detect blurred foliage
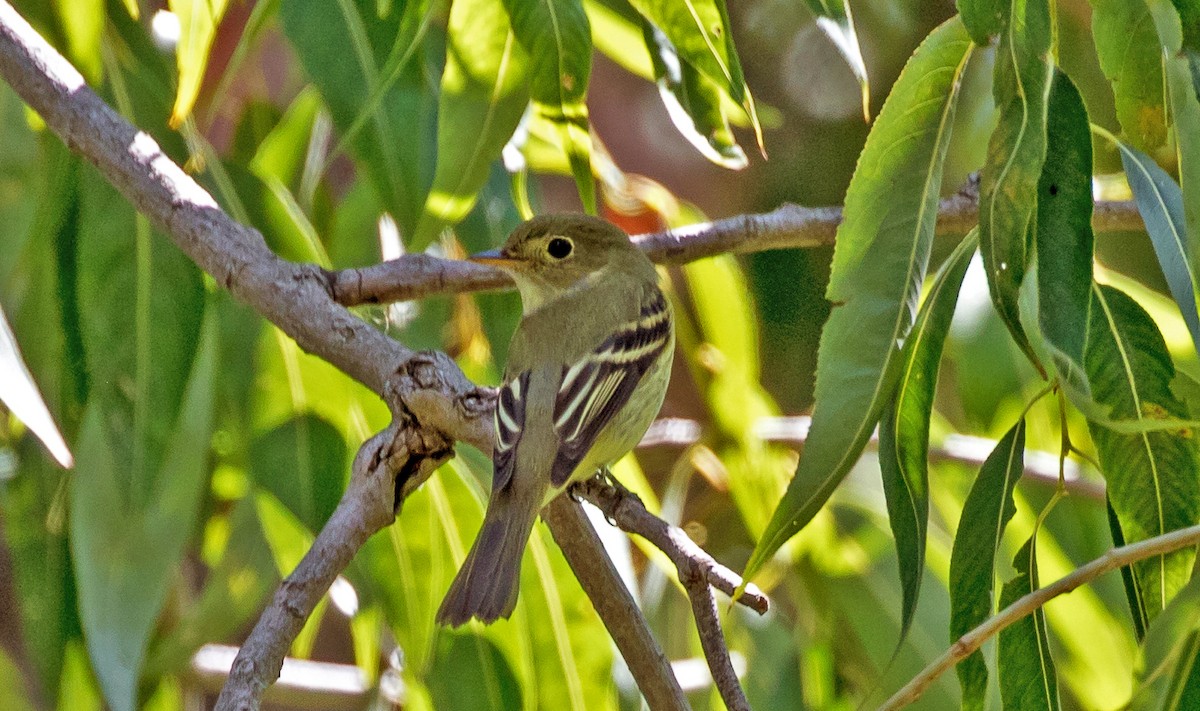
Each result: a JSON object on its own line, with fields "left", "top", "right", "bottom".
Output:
{"left": 2, "top": 0, "right": 1200, "bottom": 710}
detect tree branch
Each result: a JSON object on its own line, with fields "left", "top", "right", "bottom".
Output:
{"left": 878, "top": 523, "right": 1200, "bottom": 710}
{"left": 327, "top": 188, "right": 1145, "bottom": 307}
{"left": 573, "top": 474, "right": 763, "bottom": 709}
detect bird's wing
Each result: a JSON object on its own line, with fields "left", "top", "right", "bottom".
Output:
{"left": 492, "top": 370, "right": 530, "bottom": 492}
{"left": 548, "top": 288, "right": 671, "bottom": 486}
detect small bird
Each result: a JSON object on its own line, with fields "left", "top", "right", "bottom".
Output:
{"left": 437, "top": 214, "right": 674, "bottom": 626}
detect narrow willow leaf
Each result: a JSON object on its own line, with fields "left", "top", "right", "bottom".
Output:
{"left": 978, "top": 0, "right": 1052, "bottom": 372}
{"left": 249, "top": 415, "right": 346, "bottom": 533}
{"left": 1085, "top": 284, "right": 1200, "bottom": 621}
{"left": 1092, "top": 0, "right": 1169, "bottom": 152}
{"left": 744, "top": 18, "right": 974, "bottom": 579}
{"left": 414, "top": 0, "right": 531, "bottom": 246}
{"left": 803, "top": 0, "right": 870, "bottom": 120}
{"left": 430, "top": 633, "right": 523, "bottom": 709}
{"left": 957, "top": 0, "right": 1004, "bottom": 44}
{"left": 0, "top": 304, "right": 72, "bottom": 467}
{"left": 51, "top": 0, "right": 104, "bottom": 82}
{"left": 1118, "top": 142, "right": 1200, "bottom": 356}
{"left": 1133, "top": 571, "right": 1200, "bottom": 709}
{"left": 1110, "top": 498, "right": 1152, "bottom": 639}
{"left": 1036, "top": 71, "right": 1094, "bottom": 396}
{"left": 502, "top": 0, "right": 596, "bottom": 212}
{"left": 168, "top": 0, "right": 231, "bottom": 127}
{"left": 280, "top": 0, "right": 433, "bottom": 234}
{"left": 625, "top": 0, "right": 762, "bottom": 145}
{"left": 950, "top": 419, "right": 1026, "bottom": 711}
{"left": 71, "top": 315, "right": 216, "bottom": 711}
{"left": 879, "top": 229, "right": 977, "bottom": 644}
{"left": 998, "top": 535, "right": 1061, "bottom": 711}
{"left": 645, "top": 23, "right": 747, "bottom": 169}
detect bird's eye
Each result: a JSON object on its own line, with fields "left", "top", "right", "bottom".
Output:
{"left": 546, "top": 236, "right": 574, "bottom": 260}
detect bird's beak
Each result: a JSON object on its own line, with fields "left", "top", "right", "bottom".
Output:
{"left": 468, "top": 248, "right": 520, "bottom": 269}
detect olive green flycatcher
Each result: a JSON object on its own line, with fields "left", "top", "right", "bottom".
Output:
{"left": 436, "top": 214, "right": 674, "bottom": 626}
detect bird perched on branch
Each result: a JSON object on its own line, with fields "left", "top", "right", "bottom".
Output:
{"left": 437, "top": 214, "right": 675, "bottom": 626}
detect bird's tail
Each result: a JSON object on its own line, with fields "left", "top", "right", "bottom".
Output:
{"left": 436, "top": 491, "right": 540, "bottom": 626}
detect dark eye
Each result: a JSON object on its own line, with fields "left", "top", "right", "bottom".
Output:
{"left": 547, "top": 236, "right": 573, "bottom": 259}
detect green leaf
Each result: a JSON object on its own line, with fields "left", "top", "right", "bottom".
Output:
{"left": 280, "top": 0, "right": 434, "bottom": 235}
{"left": 1133, "top": 570, "right": 1200, "bottom": 709}
{"left": 1085, "top": 284, "right": 1200, "bottom": 621}
{"left": 415, "top": 0, "right": 531, "bottom": 246}
{"left": 949, "top": 419, "right": 1026, "bottom": 711}
{"left": 1117, "top": 142, "right": 1200, "bottom": 356}
{"left": 802, "top": 0, "right": 870, "bottom": 120}
{"left": 429, "top": 632, "right": 523, "bottom": 710}
{"left": 71, "top": 314, "right": 217, "bottom": 711}
{"left": 1092, "top": 0, "right": 1169, "bottom": 152}
{"left": 249, "top": 415, "right": 346, "bottom": 533}
{"left": 0, "top": 303, "right": 72, "bottom": 466}
{"left": 625, "top": 0, "right": 761, "bottom": 146}
{"left": 0, "top": 646, "right": 37, "bottom": 711}
{"left": 879, "top": 228, "right": 977, "bottom": 644}
{"left": 744, "top": 17, "right": 974, "bottom": 579}
{"left": 51, "top": 0, "right": 104, "bottom": 83}
{"left": 502, "top": 0, "right": 595, "bottom": 212}
{"left": 1035, "top": 70, "right": 1094, "bottom": 396}
{"left": 144, "top": 497, "right": 276, "bottom": 676}
{"left": 998, "top": 535, "right": 1061, "bottom": 711}
{"left": 168, "top": 0, "right": 231, "bottom": 126}
{"left": 644, "top": 23, "right": 747, "bottom": 169}
{"left": 978, "top": 0, "right": 1052, "bottom": 373}
{"left": 957, "top": 0, "right": 1003, "bottom": 44}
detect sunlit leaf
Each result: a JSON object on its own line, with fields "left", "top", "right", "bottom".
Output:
{"left": 950, "top": 419, "right": 1026, "bottom": 711}
{"left": 879, "top": 229, "right": 976, "bottom": 645}
{"left": 998, "top": 535, "right": 1061, "bottom": 711}
{"left": 802, "top": 0, "right": 870, "bottom": 120}
{"left": 1092, "top": 0, "right": 1169, "bottom": 152}
{"left": 0, "top": 646, "right": 37, "bottom": 711}
{"left": 0, "top": 304, "right": 72, "bottom": 466}
{"left": 645, "top": 23, "right": 747, "bottom": 169}
{"left": 168, "top": 0, "right": 231, "bottom": 127}
{"left": 1117, "top": 142, "right": 1200, "bottom": 356}
{"left": 415, "top": 0, "right": 531, "bottom": 246}
{"left": 1085, "top": 284, "right": 1200, "bottom": 621}
{"left": 502, "top": 0, "right": 596, "bottom": 211}
{"left": 978, "top": 0, "right": 1052, "bottom": 374}
{"left": 625, "top": 0, "right": 762, "bottom": 148}
{"left": 745, "top": 17, "right": 974, "bottom": 579}
{"left": 585, "top": 0, "right": 654, "bottom": 79}
{"left": 1035, "top": 70, "right": 1094, "bottom": 396}
{"left": 51, "top": 0, "right": 104, "bottom": 83}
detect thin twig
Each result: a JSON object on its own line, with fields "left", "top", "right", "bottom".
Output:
{"left": 878, "top": 523, "right": 1200, "bottom": 710}
{"left": 326, "top": 193, "right": 1144, "bottom": 307}
{"left": 573, "top": 475, "right": 764, "bottom": 710}
{"left": 542, "top": 498, "right": 690, "bottom": 711}
{"left": 573, "top": 476, "right": 770, "bottom": 615}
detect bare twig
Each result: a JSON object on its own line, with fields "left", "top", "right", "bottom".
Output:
{"left": 326, "top": 192, "right": 1144, "bottom": 307}
{"left": 574, "top": 476, "right": 770, "bottom": 615}
{"left": 879, "top": 523, "right": 1200, "bottom": 710}
{"left": 542, "top": 498, "right": 690, "bottom": 711}
{"left": 573, "top": 475, "right": 764, "bottom": 710}
{"left": 0, "top": 6, "right": 687, "bottom": 708}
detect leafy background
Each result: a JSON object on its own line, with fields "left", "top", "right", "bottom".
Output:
{"left": 1, "top": 0, "right": 1200, "bottom": 709}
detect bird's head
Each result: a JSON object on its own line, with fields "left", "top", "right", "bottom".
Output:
{"left": 471, "top": 214, "right": 644, "bottom": 312}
